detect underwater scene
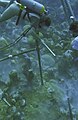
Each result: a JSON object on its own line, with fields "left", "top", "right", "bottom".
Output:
{"left": 0, "top": 0, "right": 78, "bottom": 119}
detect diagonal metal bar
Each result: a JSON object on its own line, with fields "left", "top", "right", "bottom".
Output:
{"left": 0, "top": 26, "right": 32, "bottom": 51}
{"left": 60, "top": 0, "right": 76, "bottom": 23}
{"left": 32, "top": 31, "right": 56, "bottom": 57}
{"left": 0, "top": 48, "right": 36, "bottom": 62}
{"left": 41, "top": 39, "right": 56, "bottom": 57}
{"left": 60, "top": 0, "right": 70, "bottom": 23}
{"left": 64, "top": 0, "right": 76, "bottom": 20}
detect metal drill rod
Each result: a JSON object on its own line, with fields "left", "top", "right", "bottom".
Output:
{"left": 65, "top": 0, "right": 76, "bottom": 20}
{"left": 0, "top": 48, "right": 36, "bottom": 62}
{"left": 32, "top": 31, "right": 56, "bottom": 57}
{"left": 41, "top": 39, "right": 56, "bottom": 57}
{"left": 60, "top": 0, "right": 76, "bottom": 23}
{"left": 35, "top": 38, "right": 43, "bottom": 85}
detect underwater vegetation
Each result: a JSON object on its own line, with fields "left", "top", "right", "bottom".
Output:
{"left": 0, "top": 0, "right": 78, "bottom": 120}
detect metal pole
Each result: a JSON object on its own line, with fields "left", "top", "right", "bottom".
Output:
{"left": 35, "top": 38, "right": 43, "bottom": 85}
{"left": 65, "top": 0, "right": 76, "bottom": 20}
{"left": 60, "top": 0, "right": 70, "bottom": 23}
